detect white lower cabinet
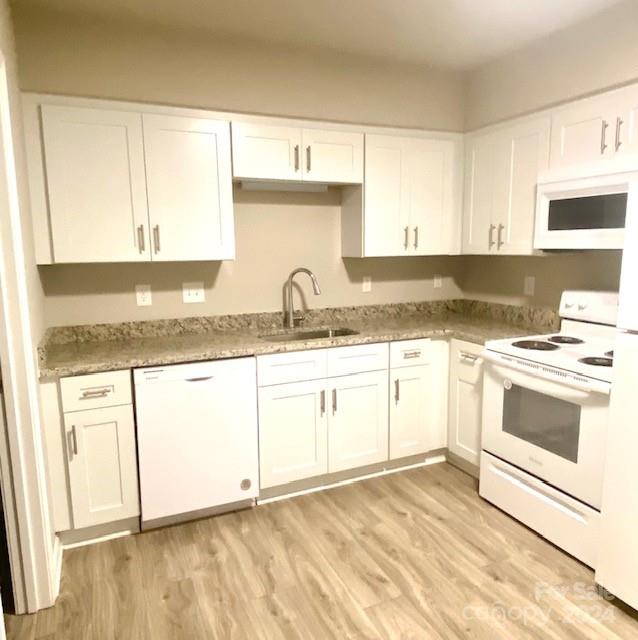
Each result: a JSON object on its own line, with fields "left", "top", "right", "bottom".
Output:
{"left": 258, "top": 380, "right": 328, "bottom": 488}
{"left": 63, "top": 401, "right": 139, "bottom": 529}
{"left": 328, "top": 370, "right": 389, "bottom": 473}
{"left": 447, "top": 339, "right": 484, "bottom": 467}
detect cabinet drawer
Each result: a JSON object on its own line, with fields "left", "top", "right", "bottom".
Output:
{"left": 257, "top": 349, "right": 327, "bottom": 386}
{"left": 390, "top": 339, "right": 432, "bottom": 368}
{"left": 327, "top": 342, "right": 389, "bottom": 377}
{"left": 60, "top": 370, "right": 132, "bottom": 412}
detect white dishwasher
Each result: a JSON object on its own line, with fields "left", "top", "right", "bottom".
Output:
{"left": 134, "top": 357, "right": 258, "bottom": 528}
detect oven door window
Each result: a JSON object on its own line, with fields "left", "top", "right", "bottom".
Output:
{"left": 502, "top": 384, "right": 581, "bottom": 463}
{"left": 548, "top": 193, "right": 627, "bottom": 231}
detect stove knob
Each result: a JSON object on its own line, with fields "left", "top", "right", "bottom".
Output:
{"left": 578, "top": 303, "right": 588, "bottom": 311}
{"left": 565, "top": 302, "right": 574, "bottom": 309}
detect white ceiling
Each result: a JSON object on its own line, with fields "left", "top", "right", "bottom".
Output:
{"left": 12, "top": 0, "right": 625, "bottom": 69}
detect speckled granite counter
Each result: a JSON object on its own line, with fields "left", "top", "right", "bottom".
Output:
{"left": 38, "top": 300, "right": 559, "bottom": 379}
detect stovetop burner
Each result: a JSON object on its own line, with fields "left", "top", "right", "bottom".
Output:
{"left": 579, "top": 356, "right": 613, "bottom": 367}
{"left": 548, "top": 335, "right": 585, "bottom": 345}
{"left": 512, "top": 340, "right": 560, "bottom": 351}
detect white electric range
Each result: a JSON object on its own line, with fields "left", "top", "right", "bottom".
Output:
{"left": 479, "top": 290, "right": 618, "bottom": 568}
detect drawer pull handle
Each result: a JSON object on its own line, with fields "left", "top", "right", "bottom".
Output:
{"left": 403, "top": 351, "right": 421, "bottom": 359}
{"left": 81, "top": 388, "right": 110, "bottom": 399}
{"left": 185, "top": 376, "right": 213, "bottom": 383}
{"left": 460, "top": 353, "right": 479, "bottom": 363}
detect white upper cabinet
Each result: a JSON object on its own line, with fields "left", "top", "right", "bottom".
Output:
{"left": 463, "top": 116, "right": 550, "bottom": 255}
{"left": 231, "top": 122, "right": 363, "bottom": 184}
{"left": 617, "top": 84, "right": 638, "bottom": 157}
{"left": 343, "top": 133, "right": 462, "bottom": 257}
{"left": 40, "top": 105, "right": 150, "bottom": 263}
{"left": 142, "top": 114, "right": 235, "bottom": 261}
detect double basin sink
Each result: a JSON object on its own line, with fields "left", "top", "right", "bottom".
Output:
{"left": 259, "top": 327, "right": 359, "bottom": 343}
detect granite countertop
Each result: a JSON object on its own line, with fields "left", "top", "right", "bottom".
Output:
{"left": 39, "top": 301, "right": 558, "bottom": 379}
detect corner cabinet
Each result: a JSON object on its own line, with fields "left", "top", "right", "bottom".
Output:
{"left": 24, "top": 96, "right": 235, "bottom": 264}
{"left": 462, "top": 116, "right": 550, "bottom": 255}
{"left": 342, "top": 133, "right": 463, "bottom": 257}
{"left": 231, "top": 122, "right": 363, "bottom": 184}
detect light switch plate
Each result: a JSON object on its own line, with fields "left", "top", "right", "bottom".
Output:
{"left": 524, "top": 276, "right": 536, "bottom": 297}
{"left": 362, "top": 276, "right": 372, "bottom": 293}
{"left": 135, "top": 284, "right": 152, "bottom": 306}
{"left": 183, "top": 281, "right": 205, "bottom": 303}
{"left": 433, "top": 275, "right": 443, "bottom": 289}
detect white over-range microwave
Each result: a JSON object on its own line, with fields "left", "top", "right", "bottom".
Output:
{"left": 534, "top": 171, "right": 638, "bottom": 250}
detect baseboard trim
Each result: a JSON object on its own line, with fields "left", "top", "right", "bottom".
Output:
{"left": 60, "top": 517, "right": 140, "bottom": 549}
{"left": 446, "top": 450, "right": 480, "bottom": 479}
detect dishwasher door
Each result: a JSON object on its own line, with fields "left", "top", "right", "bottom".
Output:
{"left": 134, "top": 357, "right": 258, "bottom": 526}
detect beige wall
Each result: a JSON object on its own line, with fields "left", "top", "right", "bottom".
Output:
{"left": 465, "top": 0, "right": 638, "bottom": 129}
{"left": 41, "top": 187, "right": 465, "bottom": 326}
{"left": 11, "top": 6, "right": 465, "bottom": 132}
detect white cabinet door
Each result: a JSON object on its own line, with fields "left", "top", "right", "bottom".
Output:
{"left": 64, "top": 405, "right": 139, "bottom": 529}
{"left": 328, "top": 370, "right": 389, "bottom": 473}
{"left": 492, "top": 117, "right": 550, "bottom": 255}
{"left": 549, "top": 95, "right": 616, "bottom": 169}
{"left": 389, "top": 365, "right": 431, "bottom": 459}
{"left": 231, "top": 122, "right": 302, "bottom": 181}
{"left": 447, "top": 340, "right": 484, "bottom": 467}
{"left": 142, "top": 114, "right": 235, "bottom": 261}
{"left": 617, "top": 85, "right": 638, "bottom": 157}
{"left": 462, "top": 132, "right": 493, "bottom": 254}
{"left": 41, "top": 105, "right": 149, "bottom": 263}
{"left": 406, "top": 138, "right": 457, "bottom": 255}
{"left": 301, "top": 128, "right": 363, "bottom": 184}
{"left": 258, "top": 380, "right": 328, "bottom": 488}
{"left": 363, "top": 135, "right": 405, "bottom": 256}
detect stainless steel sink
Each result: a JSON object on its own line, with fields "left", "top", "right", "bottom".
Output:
{"left": 259, "top": 327, "right": 359, "bottom": 342}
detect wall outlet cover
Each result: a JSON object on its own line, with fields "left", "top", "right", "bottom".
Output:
{"left": 135, "top": 284, "right": 152, "bottom": 306}
{"left": 362, "top": 276, "right": 372, "bottom": 293}
{"left": 183, "top": 281, "right": 205, "bottom": 303}
{"left": 524, "top": 276, "right": 536, "bottom": 297}
{"left": 433, "top": 275, "right": 443, "bottom": 289}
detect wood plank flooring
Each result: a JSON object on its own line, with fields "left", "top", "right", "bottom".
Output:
{"left": 6, "top": 463, "right": 638, "bottom": 639}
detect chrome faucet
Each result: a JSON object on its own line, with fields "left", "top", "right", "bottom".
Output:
{"left": 286, "top": 268, "right": 321, "bottom": 328}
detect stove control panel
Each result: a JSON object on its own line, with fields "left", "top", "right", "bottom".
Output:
{"left": 559, "top": 290, "right": 618, "bottom": 326}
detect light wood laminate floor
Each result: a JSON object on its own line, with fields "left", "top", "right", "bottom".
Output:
{"left": 6, "top": 463, "right": 638, "bottom": 639}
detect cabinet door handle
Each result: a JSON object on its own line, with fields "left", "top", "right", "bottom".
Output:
{"left": 137, "top": 224, "right": 145, "bottom": 253}
{"left": 413, "top": 226, "right": 419, "bottom": 250}
{"left": 294, "top": 144, "right": 300, "bottom": 172}
{"left": 332, "top": 389, "right": 337, "bottom": 413}
{"left": 488, "top": 224, "right": 496, "bottom": 250}
{"left": 306, "top": 145, "right": 311, "bottom": 172}
{"left": 153, "top": 225, "right": 161, "bottom": 253}
{"left": 394, "top": 379, "right": 400, "bottom": 403}
{"left": 71, "top": 425, "right": 78, "bottom": 456}
{"left": 601, "top": 120, "right": 609, "bottom": 154}
{"left": 185, "top": 376, "right": 213, "bottom": 383}
{"left": 320, "top": 389, "right": 326, "bottom": 416}
{"left": 615, "top": 117, "right": 624, "bottom": 152}
{"left": 497, "top": 224, "right": 505, "bottom": 250}
{"left": 404, "top": 226, "right": 409, "bottom": 250}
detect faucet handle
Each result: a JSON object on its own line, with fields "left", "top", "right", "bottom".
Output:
{"left": 292, "top": 311, "right": 305, "bottom": 327}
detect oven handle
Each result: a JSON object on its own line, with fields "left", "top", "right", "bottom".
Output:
{"left": 482, "top": 351, "right": 610, "bottom": 398}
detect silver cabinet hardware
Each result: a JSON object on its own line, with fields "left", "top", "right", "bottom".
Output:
{"left": 153, "top": 225, "right": 161, "bottom": 253}
{"left": 185, "top": 376, "right": 213, "bottom": 383}
{"left": 137, "top": 224, "right": 145, "bottom": 253}
{"left": 81, "top": 388, "right": 109, "bottom": 399}
{"left": 404, "top": 226, "right": 409, "bottom": 250}
{"left": 497, "top": 224, "right": 505, "bottom": 250}
{"left": 403, "top": 350, "right": 421, "bottom": 359}
{"left": 294, "top": 145, "right": 300, "bottom": 172}
{"left": 394, "top": 379, "right": 400, "bottom": 403}
{"left": 320, "top": 389, "right": 326, "bottom": 416}
{"left": 488, "top": 224, "right": 496, "bottom": 250}
{"left": 306, "top": 145, "right": 311, "bottom": 172}
{"left": 601, "top": 120, "right": 609, "bottom": 154}
{"left": 71, "top": 425, "right": 78, "bottom": 456}
{"left": 332, "top": 388, "right": 337, "bottom": 413}
{"left": 413, "top": 226, "right": 419, "bottom": 250}
{"left": 615, "top": 117, "right": 624, "bottom": 152}
{"left": 460, "top": 352, "right": 479, "bottom": 363}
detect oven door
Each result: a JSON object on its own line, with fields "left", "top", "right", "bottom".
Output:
{"left": 482, "top": 360, "right": 609, "bottom": 509}
{"left": 534, "top": 173, "right": 631, "bottom": 250}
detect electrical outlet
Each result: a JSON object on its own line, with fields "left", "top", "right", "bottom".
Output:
{"left": 524, "top": 276, "right": 536, "bottom": 297}
{"left": 362, "top": 276, "right": 372, "bottom": 293}
{"left": 433, "top": 275, "right": 443, "bottom": 289}
{"left": 135, "top": 284, "right": 152, "bottom": 306}
{"left": 183, "top": 282, "right": 205, "bottom": 303}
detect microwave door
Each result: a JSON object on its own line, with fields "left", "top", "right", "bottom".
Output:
{"left": 617, "top": 182, "right": 638, "bottom": 332}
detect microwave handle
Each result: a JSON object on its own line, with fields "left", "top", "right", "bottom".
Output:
{"left": 482, "top": 351, "right": 610, "bottom": 398}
